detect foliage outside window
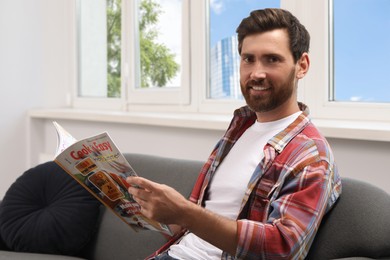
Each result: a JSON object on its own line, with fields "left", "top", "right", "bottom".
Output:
{"left": 107, "top": 0, "right": 121, "bottom": 97}
{"left": 80, "top": 0, "right": 180, "bottom": 99}
{"left": 138, "top": 0, "right": 180, "bottom": 89}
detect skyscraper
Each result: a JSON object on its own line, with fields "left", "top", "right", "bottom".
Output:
{"left": 209, "top": 35, "right": 242, "bottom": 100}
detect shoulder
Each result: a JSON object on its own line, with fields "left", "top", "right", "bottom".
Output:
{"left": 279, "top": 121, "right": 335, "bottom": 169}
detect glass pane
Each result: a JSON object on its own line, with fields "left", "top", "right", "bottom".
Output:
{"left": 136, "top": 0, "right": 182, "bottom": 88}
{"left": 333, "top": 0, "right": 390, "bottom": 103}
{"left": 208, "top": 0, "right": 280, "bottom": 100}
{"left": 77, "top": 0, "right": 121, "bottom": 98}
{"left": 106, "top": 0, "right": 122, "bottom": 97}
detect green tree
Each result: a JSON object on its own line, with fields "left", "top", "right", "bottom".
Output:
{"left": 106, "top": 0, "right": 180, "bottom": 97}
{"left": 107, "top": 0, "right": 121, "bottom": 97}
{"left": 138, "top": 0, "right": 180, "bottom": 88}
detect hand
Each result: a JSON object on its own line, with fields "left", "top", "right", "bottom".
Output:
{"left": 126, "top": 176, "right": 191, "bottom": 226}
{"left": 127, "top": 176, "right": 238, "bottom": 255}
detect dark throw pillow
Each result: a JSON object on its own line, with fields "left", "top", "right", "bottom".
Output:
{"left": 0, "top": 161, "right": 101, "bottom": 256}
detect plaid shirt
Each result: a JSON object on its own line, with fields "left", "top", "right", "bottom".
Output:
{"left": 152, "top": 103, "right": 342, "bottom": 260}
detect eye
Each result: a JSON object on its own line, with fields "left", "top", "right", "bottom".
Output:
{"left": 241, "top": 55, "right": 254, "bottom": 63}
{"left": 267, "top": 55, "right": 280, "bottom": 63}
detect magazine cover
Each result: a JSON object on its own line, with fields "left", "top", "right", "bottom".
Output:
{"left": 53, "top": 122, "right": 172, "bottom": 235}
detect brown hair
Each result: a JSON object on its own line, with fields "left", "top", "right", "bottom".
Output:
{"left": 236, "top": 8, "right": 310, "bottom": 63}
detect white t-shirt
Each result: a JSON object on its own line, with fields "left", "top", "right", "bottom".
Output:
{"left": 168, "top": 112, "right": 302, "bottom": 260}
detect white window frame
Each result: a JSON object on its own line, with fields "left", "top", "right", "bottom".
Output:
{"left": 70, "top": 0, "right": 126, "bottom": 111}
{"left": 70, "top": 0, "right": 192, "bottom": 112}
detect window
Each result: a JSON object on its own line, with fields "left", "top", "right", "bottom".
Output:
{"left": 74, "top": 0, "right": 189, "bottom": 109}
{"left": 127, "top": 0, "right": 190, "bottom": 106}
{"left": 333, "top": 0, "right": 390, "bottom": 103}
{"left": 72, "top": 0, "right": 390, "bottom": 124}
{"left": 136, "top": 0, "right": 182, "bottom": 89}
{"left": 289, "top": 0, "right": 390, "bottom": 123}
{"left": 77, "top": 0, "right": 115, "bottom": 98}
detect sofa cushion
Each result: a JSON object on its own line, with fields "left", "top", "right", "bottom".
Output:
{"left": 83, "top": 153, "right": 204, "bottom": 260}
{"left": 0, "top": 161, "right": 100, "bottom": 256}
{"left": 307, "top": 177, "right": 390, "bottom": 259}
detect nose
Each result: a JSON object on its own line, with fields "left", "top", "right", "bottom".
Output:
{"left": 250, "top": 62, "right": 266, "bottom": 80}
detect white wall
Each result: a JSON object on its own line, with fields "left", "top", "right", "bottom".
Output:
{"left": 0, "top": 0, "right": 69, "bottom": 198}
{"left": 1, "top": 0, "right": 389, "bottom": 199}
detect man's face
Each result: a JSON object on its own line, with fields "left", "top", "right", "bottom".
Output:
{"left": 239, "top": 29, "right": 306, "bottom": 121}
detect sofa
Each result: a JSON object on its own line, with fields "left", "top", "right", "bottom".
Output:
{"left": 0, "top": 153, "right": 389, "bottom": 260}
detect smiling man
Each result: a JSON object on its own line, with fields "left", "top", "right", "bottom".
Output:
{"left": 127, "top": 8, "right": 342, "bottom": 260}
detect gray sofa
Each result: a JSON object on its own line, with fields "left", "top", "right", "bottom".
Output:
{"left": 0, "top": 153, "right": 390, "bottom": 259}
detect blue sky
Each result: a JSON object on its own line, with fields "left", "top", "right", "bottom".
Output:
{"left": 209, "top": 0, "right": 390, "bottom": 103}
{"left": 209, "top": 0, "right": 279, "bottom": 47}
{"left": 334, "top": 0, "right": 390, "bottom": 102}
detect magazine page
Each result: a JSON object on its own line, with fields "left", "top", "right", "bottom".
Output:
{"left": 53, "top": 121, "right": 77, "bottom": 157}
{"left": 53, "top": 122, "right": 172, "bottom": 236}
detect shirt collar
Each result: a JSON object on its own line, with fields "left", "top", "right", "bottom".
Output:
{"left": 233, "top": 102, "right": 311, "bottom": 153}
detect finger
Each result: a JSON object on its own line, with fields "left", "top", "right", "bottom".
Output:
{"left": 128, "top": 185, "right": 150, "bottom": 201}
{"left": 137, "top": 203, "right": 150, "bottom": 219}
{"left": 126, "top": 176, "right": 144, "bottom": 189}
{"left": 134, "top": 197, "right": 147, "bottom": 208}
{"left": 127, "top": 176, "right": 157, "bottom": 192}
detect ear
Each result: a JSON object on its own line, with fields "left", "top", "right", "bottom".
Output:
{"left": 296, "top": 52, "right": 310, "bottom": 79}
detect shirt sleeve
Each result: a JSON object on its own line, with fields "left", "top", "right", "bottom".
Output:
{"left": 234, "top": 160, "right": 340, "bottom": 259}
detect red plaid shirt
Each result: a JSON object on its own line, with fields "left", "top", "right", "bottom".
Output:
{"left": 152, "top": 103, "right": 342, "bottom": 260}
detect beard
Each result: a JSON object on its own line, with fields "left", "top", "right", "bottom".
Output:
{"left": 240, "top": 69, "right": 296, "bottom": 113}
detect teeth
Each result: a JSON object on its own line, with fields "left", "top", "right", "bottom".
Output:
{"left": 251, "top": 86, "right": 268, "bottom": 91}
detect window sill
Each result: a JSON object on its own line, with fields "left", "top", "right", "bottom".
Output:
{"left": 28, "top": 108, "right": 390, "bottom": 142}
{"left": 28, "top": 108, "right": 232, "bottom": 131}
{"left": 312, "top": 118, "right": 390, "bottom": 142}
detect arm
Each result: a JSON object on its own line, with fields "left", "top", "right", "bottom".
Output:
{"left": 235, "top": 161, "right": 338, "bottom": 259}
{"left": 127, "top": 177, "right": 238, "bottom": 255}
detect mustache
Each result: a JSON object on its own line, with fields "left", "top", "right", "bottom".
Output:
{"left": 247, "top": 79, "right": 266, "bottom": 86}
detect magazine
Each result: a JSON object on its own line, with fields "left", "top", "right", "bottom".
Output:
{"left": 53, "top": 122, "right": 172, "bottom": 236}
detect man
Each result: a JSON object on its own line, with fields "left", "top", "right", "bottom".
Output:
{"left": 127, "top": 8, "right": 342, "bottom": 260}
